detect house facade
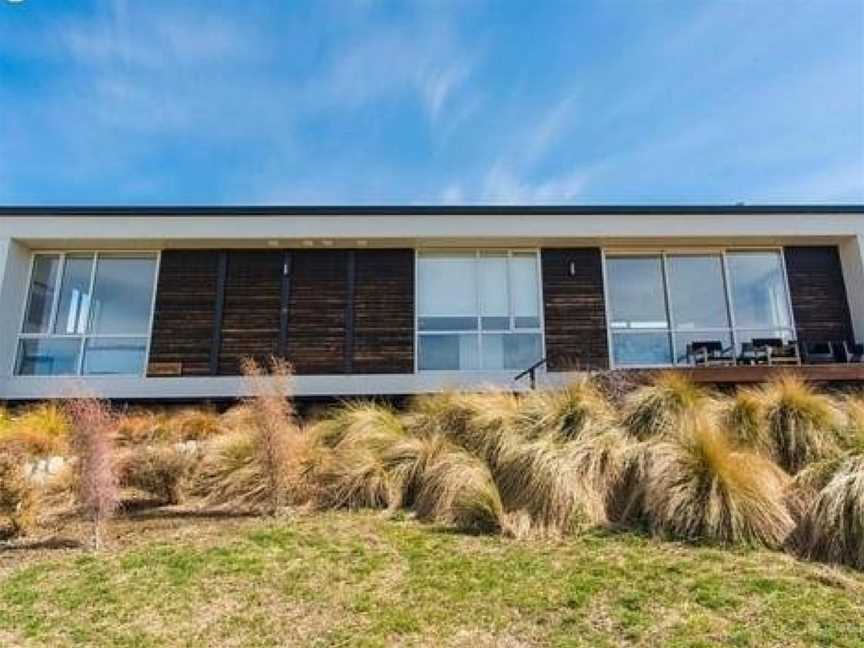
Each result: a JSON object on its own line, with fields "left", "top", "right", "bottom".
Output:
{"left": 1, "top": 205, "right": 862, "bottom": 401}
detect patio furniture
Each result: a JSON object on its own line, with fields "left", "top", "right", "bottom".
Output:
{"left": 737, "top": 342, "right": 768, "bottom": 366}
{"left": 687, "top": 340, "right": 736, "bottom": 367}
{"left": 753, "top": 337, "right": 801, "bottom": 366}
{"left": 801, "top": 340, "right": 838, "bottom": 365}
{"left": 843, "top": 341, "right": 864, "bottom": 363}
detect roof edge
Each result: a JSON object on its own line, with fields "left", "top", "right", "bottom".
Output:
{"left": 0, "top": 204, "right": 862, "bottom": 216}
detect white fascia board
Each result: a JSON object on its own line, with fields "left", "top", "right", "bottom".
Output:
{"left": 0, "top": 371, "right": 579, "bottom": 401}
{"left": 1, "top": 212, "right": 863, "bottom": 247}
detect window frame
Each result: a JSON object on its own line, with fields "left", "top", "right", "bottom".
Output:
{"left": 414, "top": 248, "right": 546, "bottom": 372}
{"left": 14, "top": 250, "right": 162, "bottom": 377}
{"left": 602, "top": 247, "right": 796, "bottom": 369}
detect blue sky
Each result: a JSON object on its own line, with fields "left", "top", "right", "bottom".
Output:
{"left": 0, "top": 0, "right": 862, "bottom": 205}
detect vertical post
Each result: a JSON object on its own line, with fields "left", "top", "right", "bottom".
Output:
{"left": 344, "top": 250, "right": 356, "bottom": 374}
{"left": 209, "top": 251, "right": 228, "bottom": 376}
{"left": 0, "top": 239, "right": 31, "bottom": 379}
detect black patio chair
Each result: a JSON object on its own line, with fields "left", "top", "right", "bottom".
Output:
{"left": 687, "top": 340, "right": 735, "bottom": 367}
{"left": 801, "top": 340, "right": 838, "bottom": 365}
{"left": 752, "top": 337, "right": 801, "bottom": 366}
{"left": 843, "top": 341, "right": 864, "bottom": 363}
{"left": 737, "top": 341, "right": 768, "bottom": 366}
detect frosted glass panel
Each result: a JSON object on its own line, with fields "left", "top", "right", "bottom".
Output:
{"left": 667, "top": 255, "right": 730, "bottom": 330}
{"left": 479, "top": 253, "right": 508, "bottom": 316}
{"left": 418, "top": 334, "right": 480, "bottom": 370}
{"left": 89, "top": 255, "right": 157, "bottom": 335}
{"left": 23, "top": 255, "right": 60, "bottom": 334}
{"left": 727, "top": 252, "right": 792, "bottom": 330}
{"left": 418, "top": 253, "right": 476, "bottom": 317}
{"left": 511, "top": 253, "right": 539, "bottom": 320}
{"left": 54, "top": 255, "right": 93, "bottom": 335}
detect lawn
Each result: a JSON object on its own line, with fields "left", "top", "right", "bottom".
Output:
{"left": 1, "top": 510, "right": 863, "bottom": 647}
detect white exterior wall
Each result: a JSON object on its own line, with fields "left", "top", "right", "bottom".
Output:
{"left": 840, "top": 234, "right": 864, "bottom": 341}
{"left": 0, "top": 210, "right": 862, "bottom": 401}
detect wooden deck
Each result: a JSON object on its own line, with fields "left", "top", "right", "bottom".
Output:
{"left": 674, "top": 364, "right": 864, "bottom": 384}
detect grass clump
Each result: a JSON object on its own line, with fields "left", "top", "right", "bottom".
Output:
{"left": 642, "top": 416, "right": 795, "bottom": 548}
{"left": 0, "top": 403, "right": 70, "bottom": 457}
{"left": 168, "top": 407, "right": 224, "bottom": 441}
{"left": 120, "top": 445, "right": 197, "bottom": 505}
{"left": 793, "top": 456, "right": 864, "bottom": 570}
{"left": 623, "top": 372, "right": 715, "bottom": 440}
{"left": 414, "top": 445, "right": 504, "bottom": 533}
{"left": 0, "top": 451, "right": 40, "bottom": 538}
{"left": 760, "top": 376, "right": 844, "bottom": 474}
{"left": 517, "top": 377, "right": 617, "bottom": 441}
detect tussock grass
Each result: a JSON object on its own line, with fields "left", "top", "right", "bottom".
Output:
{"left": 0, "top": 451, "right": 40, "bottom": 538}
{"left": 841, "top": 394, "right": 864, "bottom": 454}
{"left": 643, "top": 416, "right": 795, "bottom": 547}
{"left": 313, "top": 401, "right": 406, "bottom": 450}
{"left": 793, "top": 456, "right": 864, "bottom": 570}
{"left": 414, "top": 446, "right": 504, "bottom": 533}
{"left": 120, "top": 445, "right": 197, "bottom": 505}
{"left": 623, "top": 372, "right": 716, "bottom": 440}
{"left": 115, "top": 409, "right": 174, "bottom": 446}
{"left": 517, "top": 377, "right": 617, "bottom": 441}
{"left": 168, "top": 407, "right": 224, "bottom": 441}
{"left": 0, "top": 403, "right": 70, "bottom": 457}
{"left": 760, "top": 376, "right": 844, "bottom": 474}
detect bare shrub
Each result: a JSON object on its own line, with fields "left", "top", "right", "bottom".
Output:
{"left": 642, "top": 416, "right": 795, "bottom": 547}
{"left": 792, "top": 455, "right": 864, "bottom": 570}
{"left": 197, "top": 357, "right": 307, "bottom": 513}
{"left": 120, "top": 445, "right": 196, "bottom": 504}
{"left": 623, "top": 372, "right": 716, "bottom": 440}
{"left": 0, "top": 451, "right": 40, "bottom": 538}
{"left": 65, "top": 398, "right": 120, "bottom": 550}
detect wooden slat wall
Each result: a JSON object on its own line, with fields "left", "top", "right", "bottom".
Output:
{"left": 541, "top": 248, "right": 609, "bottom": 371}
{"left": 784, "top": 246, "right": 854, "bottom": 344}
{"left": 217, "top": 251, "right": 284, "bottom": 375}
{"left": 285, "top": 250, "right": 350, "bottom": 374}
{"left": 353, "top": 250, "right": 415, "bottom": 373}
{"left": 148, "top": 251, "right": 220, "bottom": 376}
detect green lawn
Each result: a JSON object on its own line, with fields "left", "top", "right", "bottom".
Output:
{"left": 1, "top": 511, "right": 863, "bottom": 647}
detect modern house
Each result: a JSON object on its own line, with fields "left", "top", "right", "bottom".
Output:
{"left": 1, "top": 205, "right": 862, "bottom": 401}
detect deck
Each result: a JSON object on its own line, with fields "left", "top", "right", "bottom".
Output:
{"left": 673, "top": 364, "right": 864, "bottom": 384}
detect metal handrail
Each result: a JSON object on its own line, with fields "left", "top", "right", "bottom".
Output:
{"left": 514, "top": 357, "right": 547, "bottom": 390}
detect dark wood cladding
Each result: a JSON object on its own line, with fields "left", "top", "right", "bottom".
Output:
{"left": 352, "top": 250, "right": 415, "bottom": 373}
{"left": 148, "top": 251, "right": 220, "bottom": 376}
{"left": 541, "top": 248, "right": 609, "bottom": 371}
{"left": 784, "top": 246, "right": 854, "bottom": 344}
{"left": 285, "top": 250, "right": 350, "bottom": 374}
{"left": 148, "top": 248, "right": 415, "bottom": 376}
{"left": 217, "top": 251, "right": 284, "bottom": 375}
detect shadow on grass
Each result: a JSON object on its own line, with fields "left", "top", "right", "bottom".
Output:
{"left": 0, "top": 536, "right": 83, "bottom": 552}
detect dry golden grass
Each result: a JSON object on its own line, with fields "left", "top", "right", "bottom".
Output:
{"left": 793, "top": 456, "right": 864, "bottom": 570}
{"left": 168, "top": 407, "right": 224, "bottom": 441}
{"left": 0, "top": 403, "right": 70, "bottom": 457}
{"left": 119, "top": 445, "right": 197, "bottom": 505}
{"left": 760, "top": 376, "right": 845, "bottom": 474}
{"left": 0, "top": 452, "right": 40, "bottom": 538}
{"left": 115, "top": 409, "right": 174, "bottom": 446}
{"left": 414, "top": 445, "right": 504, "bottom": 533}
{"left": 517, "top": 377, "right": 617, "bottom": 441}
{"left": 623, "top": 372, "right": 716, "bottom": 440}
{"left": 841, "top": 394, "right": 864, "bottom": 454}
{"left": 642, "top": 416, "right": 795, "bottom": 548}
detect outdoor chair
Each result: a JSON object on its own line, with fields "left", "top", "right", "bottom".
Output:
{"left": 752, "top": 337, "right": 801, "bottom": 366}
{"left": 737, "top": 342, "right": 768, "bottom": 366}
{"left": 843, "top": 341, "right": 864, "bottom": 363}
{"left": 801, "top": 340, "right": 838, "bottom": 364}
{"left": 687, "top": 340, "right": 735, "bottom": 367}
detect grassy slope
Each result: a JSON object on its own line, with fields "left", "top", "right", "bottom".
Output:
{"left": 0, "top": 512, "right": 863, "bottom": 647}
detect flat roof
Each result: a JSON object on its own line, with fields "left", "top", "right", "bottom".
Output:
{"left": 0, "top": 205, "right": 863, "bottom": 216}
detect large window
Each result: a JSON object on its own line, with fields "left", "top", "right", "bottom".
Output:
{"left": 605, "top": 250, "right": 794, "bottom": 367}
{"left": 417, "top": 250, "right": 543, "bottom": 371}
{"left": 16, "top": 253, "right": 158, "bottom": 376}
